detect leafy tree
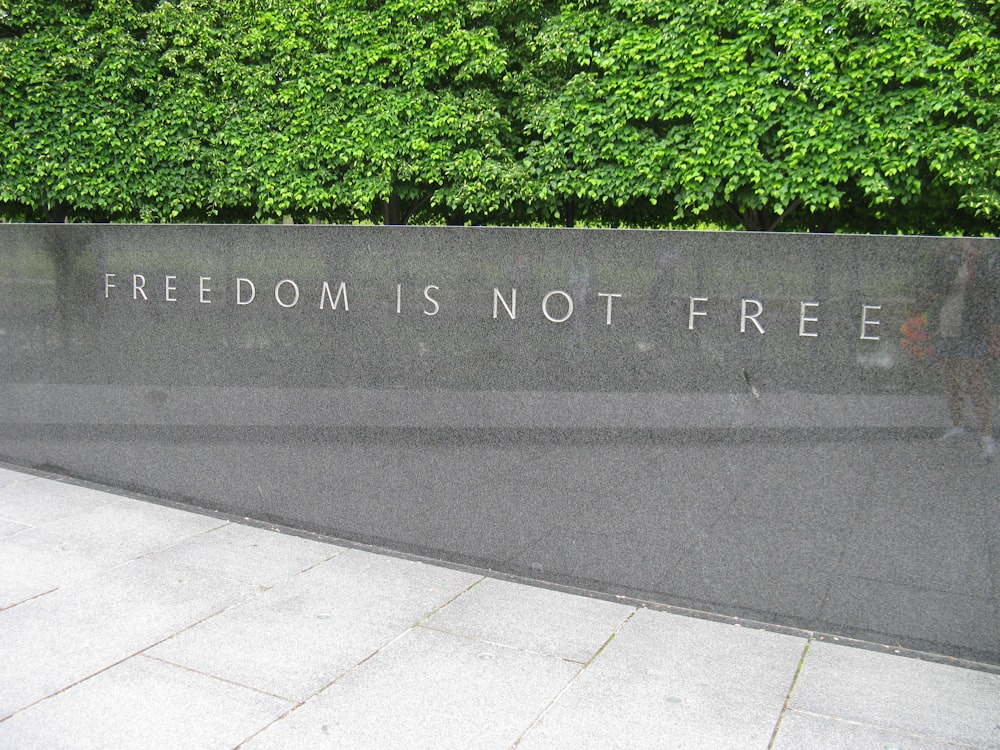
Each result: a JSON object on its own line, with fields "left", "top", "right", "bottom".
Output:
{"left": 1, "top": 0, "right": 517, "bottom": 224}
{"left": 131, "top": 0, "right": 247, "bottom": 221}
{"left": 2, "top": 0, "right": 997, "bottom": 232}
{"left": 215, "top": 0, "right": 516, "bottom": 224}
{"left": 0, "top": 0, "right": 153, "bottom": 220}
{"left": 518, "top": 0, "right": 1000, "bottom": 231}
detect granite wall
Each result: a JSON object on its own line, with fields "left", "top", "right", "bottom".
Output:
{"left": 2, "top": 225, "right": 998, "bottom": 664}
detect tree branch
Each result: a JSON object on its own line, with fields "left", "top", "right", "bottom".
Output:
{"left": 402, "top": 192, "right": 434, "bottom": 224}
{"left": 767, "top": 198, "right": 803, "bottom": 231}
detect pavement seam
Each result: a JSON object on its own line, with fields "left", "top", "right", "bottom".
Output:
{"left": 412, "top": 574, "right": 487, "bottom": 628}
{"left": 0, "top": 639, "right": 199, "bottom": 726}
{"left": 0, "top": 585, "right": 60, "bottom": 612}
{"left": 230, "top": 626, "right": 420, "bottom": 748}
{"left": 412, "top": 621, "right": 593, "bottom": 667}
{"left": 0, "top": 664, "right": 122, "bottom": 725}
{"left": 766, "top": 636, "right": 812, "bottom": 750}
{"left": 510, "top": 606, "right": 640, "bottom": 748}
{"left": 131, "top": 653, "right": 300, "bottom": 704}
{"left": 275, "top": 575, "right": 490, "bottom": 705}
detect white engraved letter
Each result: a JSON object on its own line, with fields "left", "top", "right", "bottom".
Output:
{"left": 799, "top": 302, "right": 819, "bottom": 337}
{"left": 274, "top": 279, "right": 299, "bottom": 308}
{"left": 320, "top": 281, "right": 349, "bottom": 311}
{"left": 493, "top": 288, "right": 517, "bottom": 320}
{"left": 542, "top": 290, "right": 573, "bottom": 323}
{"left": 132, "top": 274, "right": 148, "bottom": 301}
{"left": 103, "top": 273, "right": 116, "bottom": 299}
{"left": 423, "top": 285, "right": 440, "bottom": 316}
{"left": 598, "top": 292, "right": 622, "bottom": 325}
{"left": 689, "top": 296, "right": 708, "bottom": 330}
{"left": 860, "top": 304, "right": 882, "bottom": 340}
{"left": 740, "top": 298, "right": 765, "bottom": 334}
{"left": 236, "top": 278, "right": 256, "bottom": 306}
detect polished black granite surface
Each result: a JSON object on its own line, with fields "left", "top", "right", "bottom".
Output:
{"left": 2, "top": 225, "right": 997, "bottom": 664}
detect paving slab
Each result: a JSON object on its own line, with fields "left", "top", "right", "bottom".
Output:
{"left": 771, "top": 710, "right": 984, "bottom": 750}
{"left": 425, "top": 576, "right": 634, "bottom": 662}
{"left": 242, "top": 626, "right": 581, "bottom": 750}
{"left": 0, "top": 535, "right": 108, "bottom": 608}
{"left": 0, "top": 557, "right": 255, "bottom": 719}
{"left": 0, "top": 476, "right": 123, "bottom": 526}
{"left": 787, "top": 641, "right": 1000, "bottom": 749}
{"left": 515, "top": 608, "right": 807, "bottom": 750}
{"left": 3, "top": 497, "right": 225, "bottom": 570}
{"left": 147, "top": 548, "right": 481, "bottom": 702}
{"left": 0, "top": 655, "right": 293, "bottom": 750}
{"left": 0, "top": 468, "right": 28, "bottom": 488}
{"left": 144, "top": 521, "right": 346, "bottom": 588}
{"left": 0, "top": 499, "right": 227, "bottom": 609}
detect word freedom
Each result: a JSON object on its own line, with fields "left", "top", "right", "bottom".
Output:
{"left": 101, "top": 273, "right": 885, "bottom": 340}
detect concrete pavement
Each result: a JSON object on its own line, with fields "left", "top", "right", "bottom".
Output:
{"left": 1, "top": 464, "right": 998, "bottom": 749}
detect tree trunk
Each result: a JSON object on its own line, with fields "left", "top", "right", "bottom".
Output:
{"left": 45, "top": 203, "right": 70, "bottom": 223}
{"left": 381, "top": 193, "right": 404, "bottom": 225}
{"left": 563, "top": 199, "right": 576, "bottom": 228}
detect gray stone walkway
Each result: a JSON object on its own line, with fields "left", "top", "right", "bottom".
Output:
{"left": 1, "top": 465, "right": 998, "bottom": 749}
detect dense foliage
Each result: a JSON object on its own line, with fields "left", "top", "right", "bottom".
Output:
{"left": 1, "top": 0, "right": 998, "bottom": 232}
